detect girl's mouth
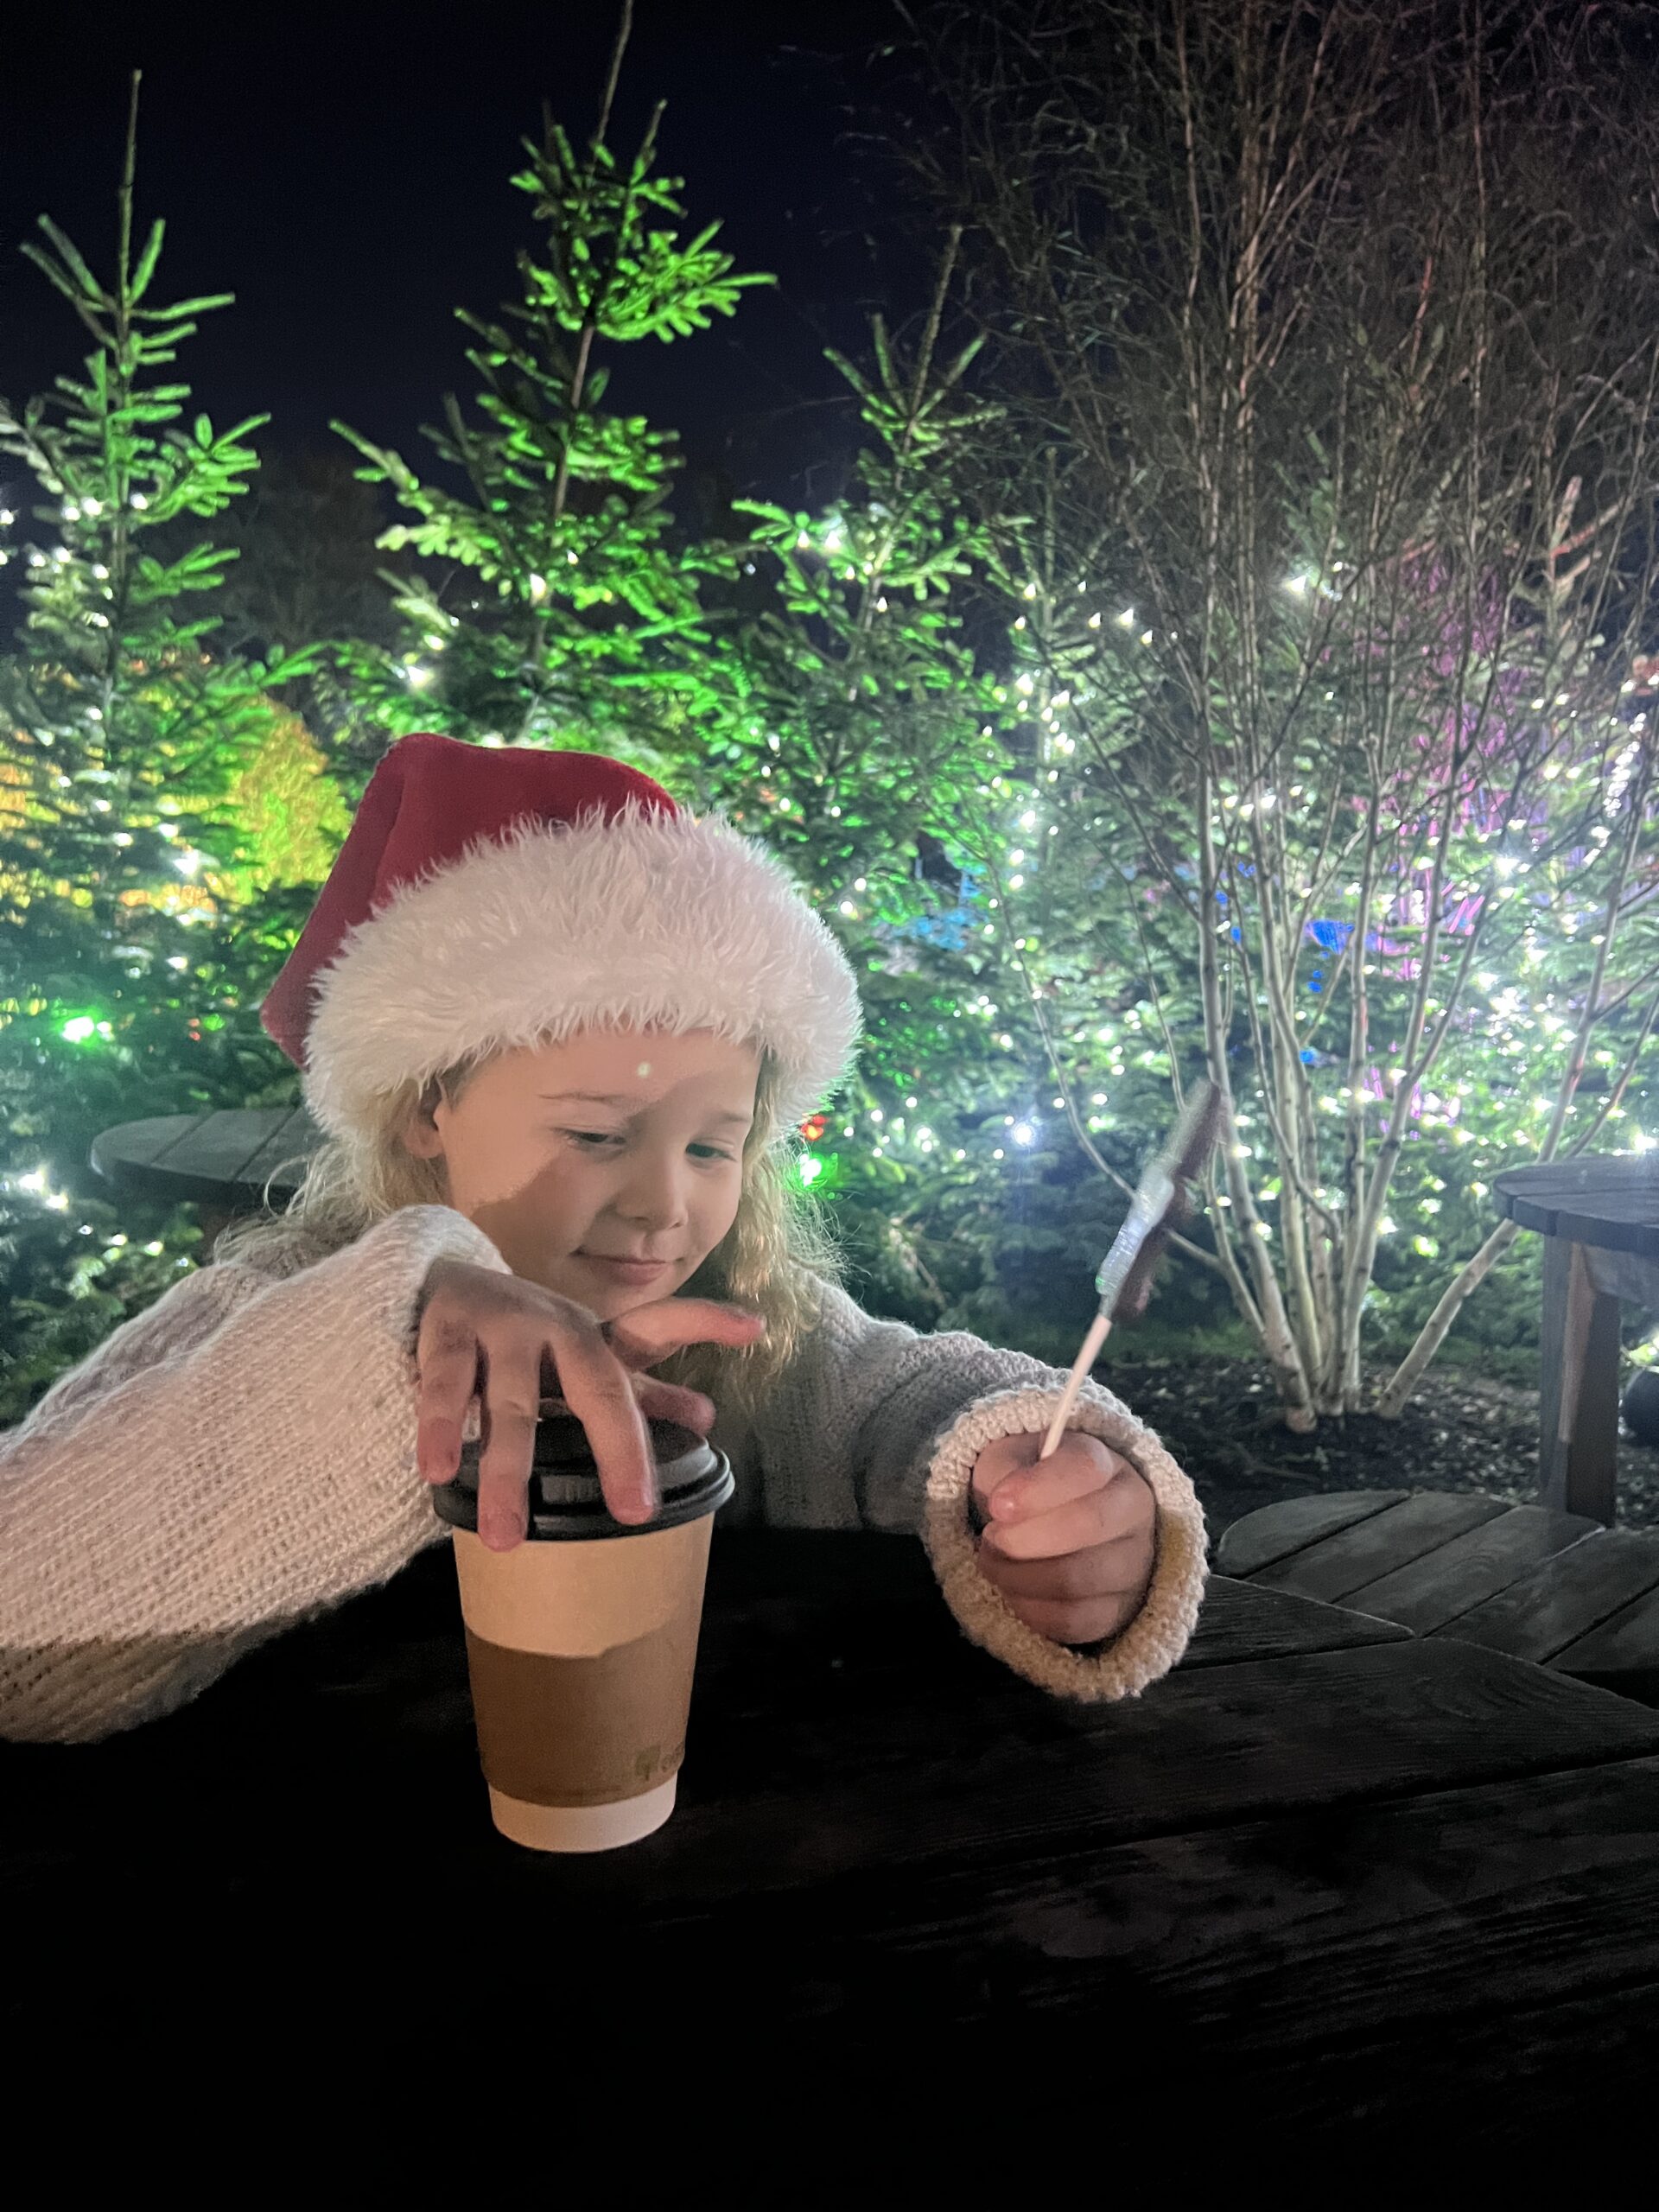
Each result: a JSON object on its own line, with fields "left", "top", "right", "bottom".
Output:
{"left": 575, "top": 1252, "right": 672, "bottom": 1282}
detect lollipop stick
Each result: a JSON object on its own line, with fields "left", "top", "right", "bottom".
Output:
{"left": 1039, "top": 1308, "right": 1113, "bottom": 1459}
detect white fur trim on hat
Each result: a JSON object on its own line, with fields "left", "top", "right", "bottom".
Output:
{"left": 302, "top": 801, "right": 863, "bottom": 1139}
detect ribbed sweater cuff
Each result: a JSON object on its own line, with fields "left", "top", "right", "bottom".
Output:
{"left": 920, "top": 1380, "right": 1208, "bottom": 1702}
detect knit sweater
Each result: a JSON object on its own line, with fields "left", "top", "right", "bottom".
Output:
{"left": 0, "top": 1204, "right": 1207, "bottom": 1743}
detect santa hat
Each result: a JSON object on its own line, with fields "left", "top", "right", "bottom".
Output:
{"left": 262, "top": 733, "right": 862, "bottom": 1141}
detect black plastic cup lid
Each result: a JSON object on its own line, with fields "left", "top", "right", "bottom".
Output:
{"left": 431, "top": 1409, "right": 734, "bottom": 1541}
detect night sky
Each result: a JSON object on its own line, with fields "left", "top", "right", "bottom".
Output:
{"left": 3, "top": 0, "right": 926, "bottom": 514}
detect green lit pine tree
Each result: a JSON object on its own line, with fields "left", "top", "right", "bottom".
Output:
{"left": 0, "top": 76, "right": 316, "bottom": 1418}
{"left": 329, "top": 24, "right": 769, "bottom": 783}
{"left": 703, "top": 246, "right": 1082, "bottom": 1334}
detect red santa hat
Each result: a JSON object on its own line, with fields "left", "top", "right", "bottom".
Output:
{"left": 262, "top": 732, "right": 862, "bottom": 1141}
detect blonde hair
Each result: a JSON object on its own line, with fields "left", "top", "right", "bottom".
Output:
{"left": 216, "top": 1046, "right": 845, "bottom": 1429}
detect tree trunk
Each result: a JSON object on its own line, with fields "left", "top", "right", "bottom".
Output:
{"left": 1375, "top": 1217, "right": 1520, "bottom": 1417}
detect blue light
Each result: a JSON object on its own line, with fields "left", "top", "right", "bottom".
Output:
{"left": 1012, "top": 1122, "right": 1037, "bottom": 1147}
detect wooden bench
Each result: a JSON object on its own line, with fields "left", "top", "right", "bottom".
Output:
{"left": 91, "top": 1106, "right": 321, "bottom": 1244}
{"left": 1493, "top": 1156, "right": 1659, "bottom": 1523}
{"left": 1216, "top": 1489, "right": 1659, "bottom": 1706}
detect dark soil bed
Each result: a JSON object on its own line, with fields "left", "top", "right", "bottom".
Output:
{"left": 1095, "top": 1352, "right": 1659, "bottom": 1549}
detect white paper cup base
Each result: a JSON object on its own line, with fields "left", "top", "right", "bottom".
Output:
{"left": 487, "top": 1776, "right": 678, "bottom": 1854}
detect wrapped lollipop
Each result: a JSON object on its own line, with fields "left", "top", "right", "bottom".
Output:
{"left": 1038, "top": 1080, "right": 1227, "bottom": 1460}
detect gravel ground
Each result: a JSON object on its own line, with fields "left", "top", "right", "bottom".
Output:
{"left": 1095, "top": 1352, "right": 1659, "bottom": 1550}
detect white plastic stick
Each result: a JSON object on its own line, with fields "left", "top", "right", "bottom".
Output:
{"left": 1039, "top": 1307, "right": 1113, "bottom": 1459}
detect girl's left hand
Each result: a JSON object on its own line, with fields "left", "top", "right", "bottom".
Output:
{"left": 969, "top": 1431, "right": 1156, "bottom": 1648}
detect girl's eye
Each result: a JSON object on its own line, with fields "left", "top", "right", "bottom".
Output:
{"left": 563, "top": 1131, "right": 734, "bottom": 1163}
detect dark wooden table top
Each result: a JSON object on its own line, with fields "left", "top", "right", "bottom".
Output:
{"left": 91, "top": 1105, "right": 321, "bottom": 1207}
{"left": 1218, "top": 1489, "right": 1659, "bottom": 1693}
{"left": 7, "top": 1527, "right": 1659, "bottom": 2139}
{"left": 1493, "top": 1154, "right": 1659, "bottom": 1254}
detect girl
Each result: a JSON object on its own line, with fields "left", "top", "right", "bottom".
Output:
{"left": 0, "top": 734, "right": 1205, "bottom": 1743}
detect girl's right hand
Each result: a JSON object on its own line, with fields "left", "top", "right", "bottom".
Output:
{"left": 414, "top": 1258, "right": 767, "bottom": 1549}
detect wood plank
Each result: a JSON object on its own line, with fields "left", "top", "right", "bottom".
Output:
{"left": 89, "top": 1113, "right": 207, "bottom": 1185}
{"left": 679, "top": 1551, "right": 1413, "bottom": 1713}
{"left": 22, "top": 1764, "right": 1659, "bottom": 2145}
{"left": 695, "top": 1530, "right": 1402, "bottom": 1661}
{"left": 1538, "top": 1230, "right": 1570, "bottom": 1504}
{"left": 1492, "top": 1157, "right": 1659, "bottom": 1255}
{"left": 234, "top": 1106, "right": 321, "bottom": 1198}
{"left": 581, "top": 1755, "right": 1659, "bottom": 2121}
{"left": 1551, "top": 1199, "right": 1659, "bottom": 1256}
{"left": 1491, "top": 1179, "right": 1564, "bottom": 1236}
{"left": 168, "top": 1109, "right": 291, "bottom": 1186}
{"left": 91, "top": 1109, "right": 295, "bottom": 1205}
{"left": 1248, "top": 1491, "right": 1509, "bottom": 1605}
{"left": 1494, "top": 1154, "right": 1659, "bottom": 1205}
{"left": 1551, "top": 1579, "right": 1659, "bottom": 1701}
{"left": 1215, "top": 1491, "right": 1409, "bottom": 1577}
{"left": 13, "top": 1635, "right": 1659, "bottom": 1937}
{"left": 12, "top": 1548, "right": 1656, "bottom": 1914}
{"left": 1431, "top": 1526, "right": 1659, "bottom": 1663}
{"left": 1539, "top": 1238, "right": 1620, "bottom": 1522}
{"left": 8, "top": 1533, "right": 1659, "bottom": 2139}
{"left": 1339, "top": 1503, "right": 1605, "bottom": 1633}
{"left": 1177, "top": 1574, "right": 1410, "bottom": 1667}
{"left": 628, "top": 1638, "right": 1659, "bottom": 1905}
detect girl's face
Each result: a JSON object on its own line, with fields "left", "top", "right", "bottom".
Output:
{"left": 404, "top": 1026, "right": 760, "bottom": 1321}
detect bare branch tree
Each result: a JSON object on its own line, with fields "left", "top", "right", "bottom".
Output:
{"left": 907, "top": 0, "right": 1659, "bottom": 1420}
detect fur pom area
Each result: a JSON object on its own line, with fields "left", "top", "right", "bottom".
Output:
{"left": 921, "top": 1380, "right": 1209, "bottom": 1701}
{"left": 302, "top": 802, "right": 862, "bottom": 1137}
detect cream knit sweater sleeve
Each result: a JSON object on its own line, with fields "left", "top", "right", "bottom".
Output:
{"left": 734, "top": 1278, "right": 1208, "bottom": 1704}
{"left": 0, "top": 1204, "right": 508, "bottom": 1745}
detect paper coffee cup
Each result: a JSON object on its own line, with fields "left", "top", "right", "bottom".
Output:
{"left": 432, "top": 1412, "right": 734, "bottom": 1853}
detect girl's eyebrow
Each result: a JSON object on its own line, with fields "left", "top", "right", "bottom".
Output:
{"left": 541, "top": 1090, "right": 753, "bottom": 1128}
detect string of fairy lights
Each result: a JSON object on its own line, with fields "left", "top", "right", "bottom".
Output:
{"left": 735, "top": 521, "right": 1659, "bottom": 1272}
{"left": 6, "top": 500, "right": 1659, "bottom": 1292}
{"left": 1, "top": 494, "right": 221, "bottom": 1255}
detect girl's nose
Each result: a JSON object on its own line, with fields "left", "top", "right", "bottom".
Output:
{"left": 615, "top": 1154, "right": 690, "bottom": 1228}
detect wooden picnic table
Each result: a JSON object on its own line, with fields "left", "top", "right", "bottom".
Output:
{"left": 92, "top": 1103, "right": 321, "bottom": 1244}
{"left": 1217, "top": 1488, "right": 1659, "bottom": 1704}
{"left": 1493, "top": 1155, "right": 1659, "bottom": 1523}
{"left": 6, "top": 1525, "right": 1659, "bottom": 2139}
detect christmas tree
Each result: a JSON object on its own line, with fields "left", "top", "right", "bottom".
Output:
{"left": 329, "top": 14, "right": 769, "bottom": 783}
{"left": 0, "top": 75, "right": 326, "bottom": 1418}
